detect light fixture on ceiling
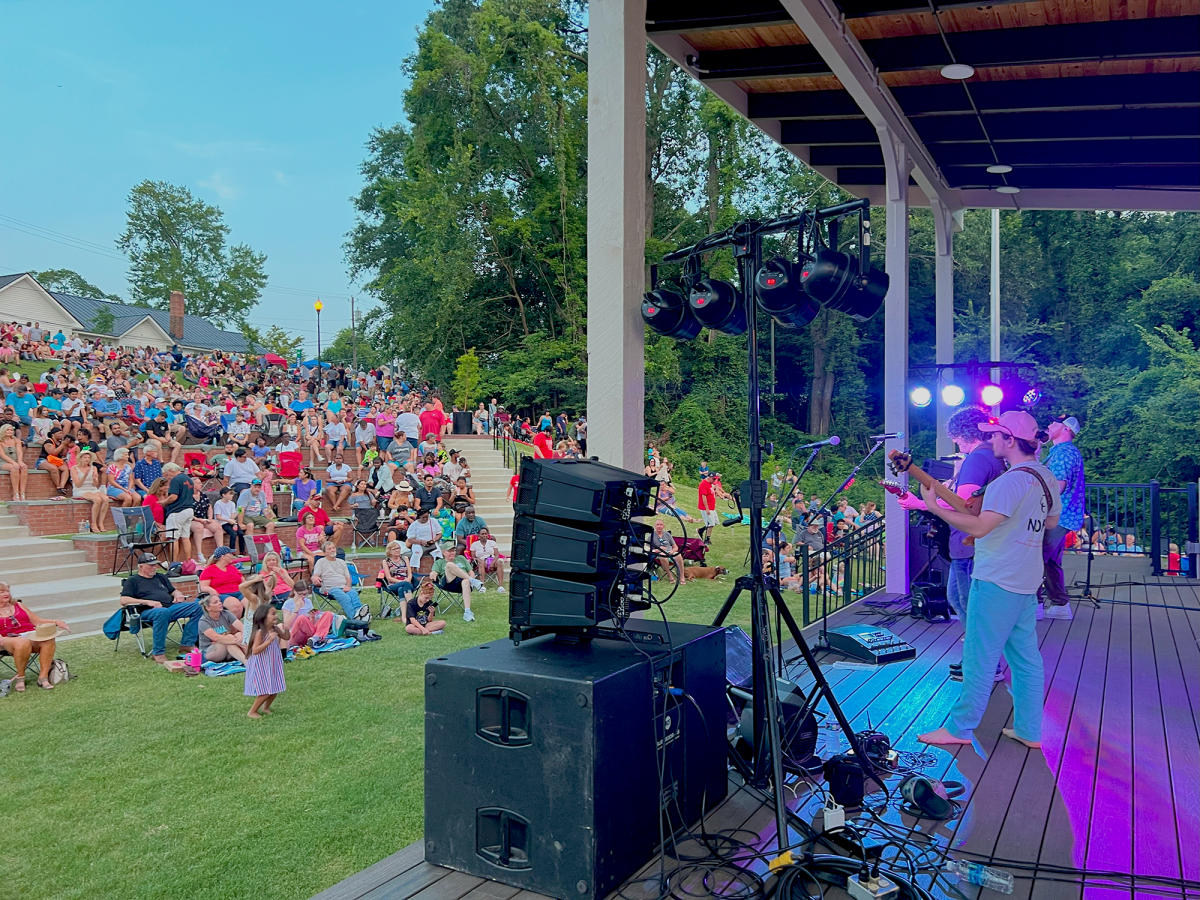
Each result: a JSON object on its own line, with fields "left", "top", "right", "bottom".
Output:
{"left": 994, "top": 185, "right": 1021, "bottom": 194}
{"left": 986, "top": 164, "right": 1013, "bottom": 174}
{"left": 940, "top": 63, "right": 975, "bottom": 80}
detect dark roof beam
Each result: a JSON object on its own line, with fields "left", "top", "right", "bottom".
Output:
{"left": 913, "top": 107, "right": 1200, "bottom": 143}
{"left": 645, "top": 0, "right": 792, "bottom": 34}
{"left": 694, "top": 17, "right": 1200, "bottom": 82}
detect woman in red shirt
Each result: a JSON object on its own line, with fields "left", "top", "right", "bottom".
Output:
{"left": 0, "top": 581, "right": 68, "bottom": 691}
{"left": 199, "top": 547, "right": 246, "bottom": 616}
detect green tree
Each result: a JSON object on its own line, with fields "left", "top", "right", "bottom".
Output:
{"left": 117, "top": 180, "right": 266, "bottom": 329}
{"left": 243, "top": 324, "right": 305, "bottom": 361}
{"left": 451, "top": 347, "right": 481, "bottom": 409}
{"left": 90, "top": 306, "right": 116, "bottom": 335}
{"left": 323, "top": 325, "right": 380, "bottom": 369}
{"left": 33, "top": 268, "right": 121, "bottom": 301}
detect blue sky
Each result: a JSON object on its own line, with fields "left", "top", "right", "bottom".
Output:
{"left": 0, "top": 0, "right": 434, "bottom": 353}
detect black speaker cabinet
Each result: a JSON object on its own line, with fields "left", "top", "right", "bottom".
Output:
{"left": 424, "top": 620, "right": 727, "bottom": 898}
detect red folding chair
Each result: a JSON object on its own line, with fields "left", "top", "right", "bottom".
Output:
{"left": 277, "top": 451, "right": 302, "bottom": 479}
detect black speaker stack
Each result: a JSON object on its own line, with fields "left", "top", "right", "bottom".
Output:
{"left": 424, "top": 459, "right": 729, "bottom": 898}
{"left": 508, "top": 456, "right": 658, "bottom": 642}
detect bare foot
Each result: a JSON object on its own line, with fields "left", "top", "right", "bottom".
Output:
{"left": 248, "top": 711, "right": 261, "bottom": 719}
{"left": 1001, "top": 728, "right": 1042, "bottom": 749}
{"left": 918, "top": 727, "right": 972, "bottom": 746}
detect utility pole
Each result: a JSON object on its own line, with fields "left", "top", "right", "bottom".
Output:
{"left": 350, "top": 295, "right": 357, "bottom": 371}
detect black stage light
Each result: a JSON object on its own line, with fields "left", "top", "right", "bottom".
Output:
{"left": 800, "top": 250, "right": 889, "bottom": 322}
{"left": 641, "top": 289, "right": 702, "bottom": 340}
{"left": 689, "top": 278, "right": 747, "bottom": 335}
{"left": 754, "top": 256, "right": 822, "bottom": 328}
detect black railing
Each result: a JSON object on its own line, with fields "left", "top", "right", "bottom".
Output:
{"left": 493, "top": 431, "right": 535, "bottom": 472}
{"left": 796, "top": 517, "right": 886, "bottom": 626}
{"left": 1076, "top": 481, "right": 1198, "bottom": 577}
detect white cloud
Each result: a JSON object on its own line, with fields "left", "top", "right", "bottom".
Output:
{"left": 198, "top": 170, "right": 238, "bottom": 201}
{"left": 273, "top": 170, "right": 289, "bottom": 186}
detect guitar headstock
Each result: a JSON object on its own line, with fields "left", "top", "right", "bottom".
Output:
{"left": 878, "top": 479, "right": 908, "bottom": 498}
{"left": 886, "top": 449, "right": 915, "bottom": 477}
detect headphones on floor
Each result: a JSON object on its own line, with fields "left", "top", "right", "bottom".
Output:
{"left": 898, "top": 774, "right": 965, "bottom": 820}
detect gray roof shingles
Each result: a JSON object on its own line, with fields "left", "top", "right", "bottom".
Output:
{"left": 0, "top": 273, "right": 248, "bottom": 352}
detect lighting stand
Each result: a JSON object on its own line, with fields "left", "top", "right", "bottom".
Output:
{"left": 675, "top": 220, "right": 882, "bottom": 855}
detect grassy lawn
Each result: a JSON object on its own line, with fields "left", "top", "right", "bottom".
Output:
{"left": 0, "top": 481, "right": 837, "bottom": 898}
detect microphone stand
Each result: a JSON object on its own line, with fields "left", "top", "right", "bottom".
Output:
{"left": 1071, "top": 512, "right": 1101, "bottom": 608}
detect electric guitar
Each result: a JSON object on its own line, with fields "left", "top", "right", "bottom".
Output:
{"left": 886, "top": 450, "right": 985, "bottom": 518}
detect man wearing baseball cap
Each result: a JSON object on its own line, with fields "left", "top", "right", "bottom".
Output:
{"left": 918, "top": 410, "right": 1061, "bottom": 751}
{"left": 1040, "top": 415, "right": 1086, "bottom": 620}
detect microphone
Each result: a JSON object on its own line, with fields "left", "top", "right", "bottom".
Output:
{"left": 870, "top": 431, "right": 904, "bottom": 440}
{"left": 721, "top": 514, "right": 743, "bottom": 527}
{"left": 800, "top": 435, "right": 841, "bottom": 449}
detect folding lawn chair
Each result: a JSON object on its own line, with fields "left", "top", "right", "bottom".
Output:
{"left": 111, "top": 507, "right": 175, "bottom": 575}
{"left": 277, "top": 451, "right": 303, "bottom": 479}
{"left": 0, "top": 645, "right": 40, "bottom": 678}
{"left": 261, "top": 413, "right": 285, "bottom": 446}
{"left": 352, "top": 507, "right": 382, "bottom": 551}
{"left": 109, "top": 603, "right": 182, "bottom": 657}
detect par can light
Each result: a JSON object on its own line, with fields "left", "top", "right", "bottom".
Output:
{"left": 641, "top": 289, "right": 702, "bottom": 340}
{"left": 755, "top": 257, "right": 822, "bottom": 328}
{"left": 981, "top": 384, "right": 1004, "bottom": 406}
{"left": 690, "top": 278, "right": 747, "bottom": 336}
{"left": 941, "top": 384, "right": 965, "bottom": 407}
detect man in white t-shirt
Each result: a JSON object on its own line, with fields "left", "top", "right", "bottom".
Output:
{"left": 469, "top": 527, "right": 506, "bottom": 592}
{"left": 322, "top": 455, "right": 354, "bottom": 511}
{"left": 918, "top": 410, "right": 1060, "bottom": 751}
{"left": 405, "top": 508, "right": 442, "bottom": 569}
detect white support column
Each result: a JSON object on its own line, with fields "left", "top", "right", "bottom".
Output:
{"left": 880, "top": 126, "right": 912, "bottom": 597}
{"left": 586, "top": 0, "right": 647, "bottom": 472}
{"left": 932, "top": 202, "right": 959, "bottom": 458}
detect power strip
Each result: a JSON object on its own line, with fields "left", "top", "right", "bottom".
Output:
{"left": 846, "top": 873, "right": 899, "bottom": 900}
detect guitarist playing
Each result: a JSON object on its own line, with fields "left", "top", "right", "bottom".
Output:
{"left": 896, "top": 407, "right": 1005, "bottom": 681}
{"left": 918, "top": 410, "right": 1061, "bottom": 750}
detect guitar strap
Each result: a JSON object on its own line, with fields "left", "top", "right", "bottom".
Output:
{"left": 1009, "top": 464, "right": 1055, "bottom": 518}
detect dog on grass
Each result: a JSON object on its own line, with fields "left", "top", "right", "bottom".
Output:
{"left": 682, "top": 565, "right": 729, "bottom": 581}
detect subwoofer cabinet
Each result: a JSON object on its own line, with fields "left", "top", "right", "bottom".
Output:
{"left": 423, "top": 620, "right": 726, "bottom": 898}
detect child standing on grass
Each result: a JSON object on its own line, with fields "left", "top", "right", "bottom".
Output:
{"left": 245, "top": 603, "right": 289, "bottom": 719}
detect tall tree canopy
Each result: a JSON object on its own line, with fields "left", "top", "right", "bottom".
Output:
{"left": 349, "top": 0, "right": 1199, "bottom": 486}
{"left": 33, "top": 268, "right": 121, "bottom": 302}
{"left": 117, "top": 180, "right": 267, "bottom": 329}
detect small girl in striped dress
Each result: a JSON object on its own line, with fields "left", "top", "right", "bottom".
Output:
{"left": 245, "top": 603, "right": 289, "bottom": 719}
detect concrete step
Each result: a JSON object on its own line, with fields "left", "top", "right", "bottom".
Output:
{"left": 0, "top": 538, "right": 92, "bottom": 562}
{"left": 11, "top": 574, "right": 128, "bottom": 639}
{"left": 4, "top": 561, "right": 100, "bottom": 586}
{"left": 0, "top": 514, "right": 19, "bottom": 527}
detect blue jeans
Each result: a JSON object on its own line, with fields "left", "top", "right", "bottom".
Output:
{"left": 140, "top": 601, "right": 202, "bottom": 656}
{"left": 325, "top": 587, "right": 362, "bottom": 617}
{"left": 376, "top": 436, "right": 393, "bottom": 451}
{"left": 947, "top": 579, "right": 1043, "bottom": 743}
{"left": 382, "top": 581, "right": 413, "bottom": 598}
{"left": 947, "top": 557, "right": 974, "bottom": 621}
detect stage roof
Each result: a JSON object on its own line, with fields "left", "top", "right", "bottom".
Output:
{"left": 646, "top": 0, "right": 1200, "bottom": 210}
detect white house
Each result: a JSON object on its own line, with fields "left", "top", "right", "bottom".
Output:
{"left": 0, "top": 273, "right": 247, "bottom": 354}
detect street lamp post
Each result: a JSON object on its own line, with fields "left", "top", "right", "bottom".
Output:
{"left": 314, "top": 298, "right": 323, "bottom": 364}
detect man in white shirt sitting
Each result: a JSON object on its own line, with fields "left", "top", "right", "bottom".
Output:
{"left": 405, "top": 508, "right": 442, "bottom": 569}
{"left": 226, "top": 410, "right": 252, "bottom": 444}
{"left": 322, "top": 455, "right": 354, "bottom": 512}
{"left": 469, "top": 527, "right": 506, "bottom": 592}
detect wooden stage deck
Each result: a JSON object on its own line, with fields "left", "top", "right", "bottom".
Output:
{"left": 315, "top": 559, "right": 1200, "bottom": 900}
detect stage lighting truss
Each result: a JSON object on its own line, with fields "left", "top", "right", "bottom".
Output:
{"left": 641, "top": 200, "right": 889, "bottom": 341}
